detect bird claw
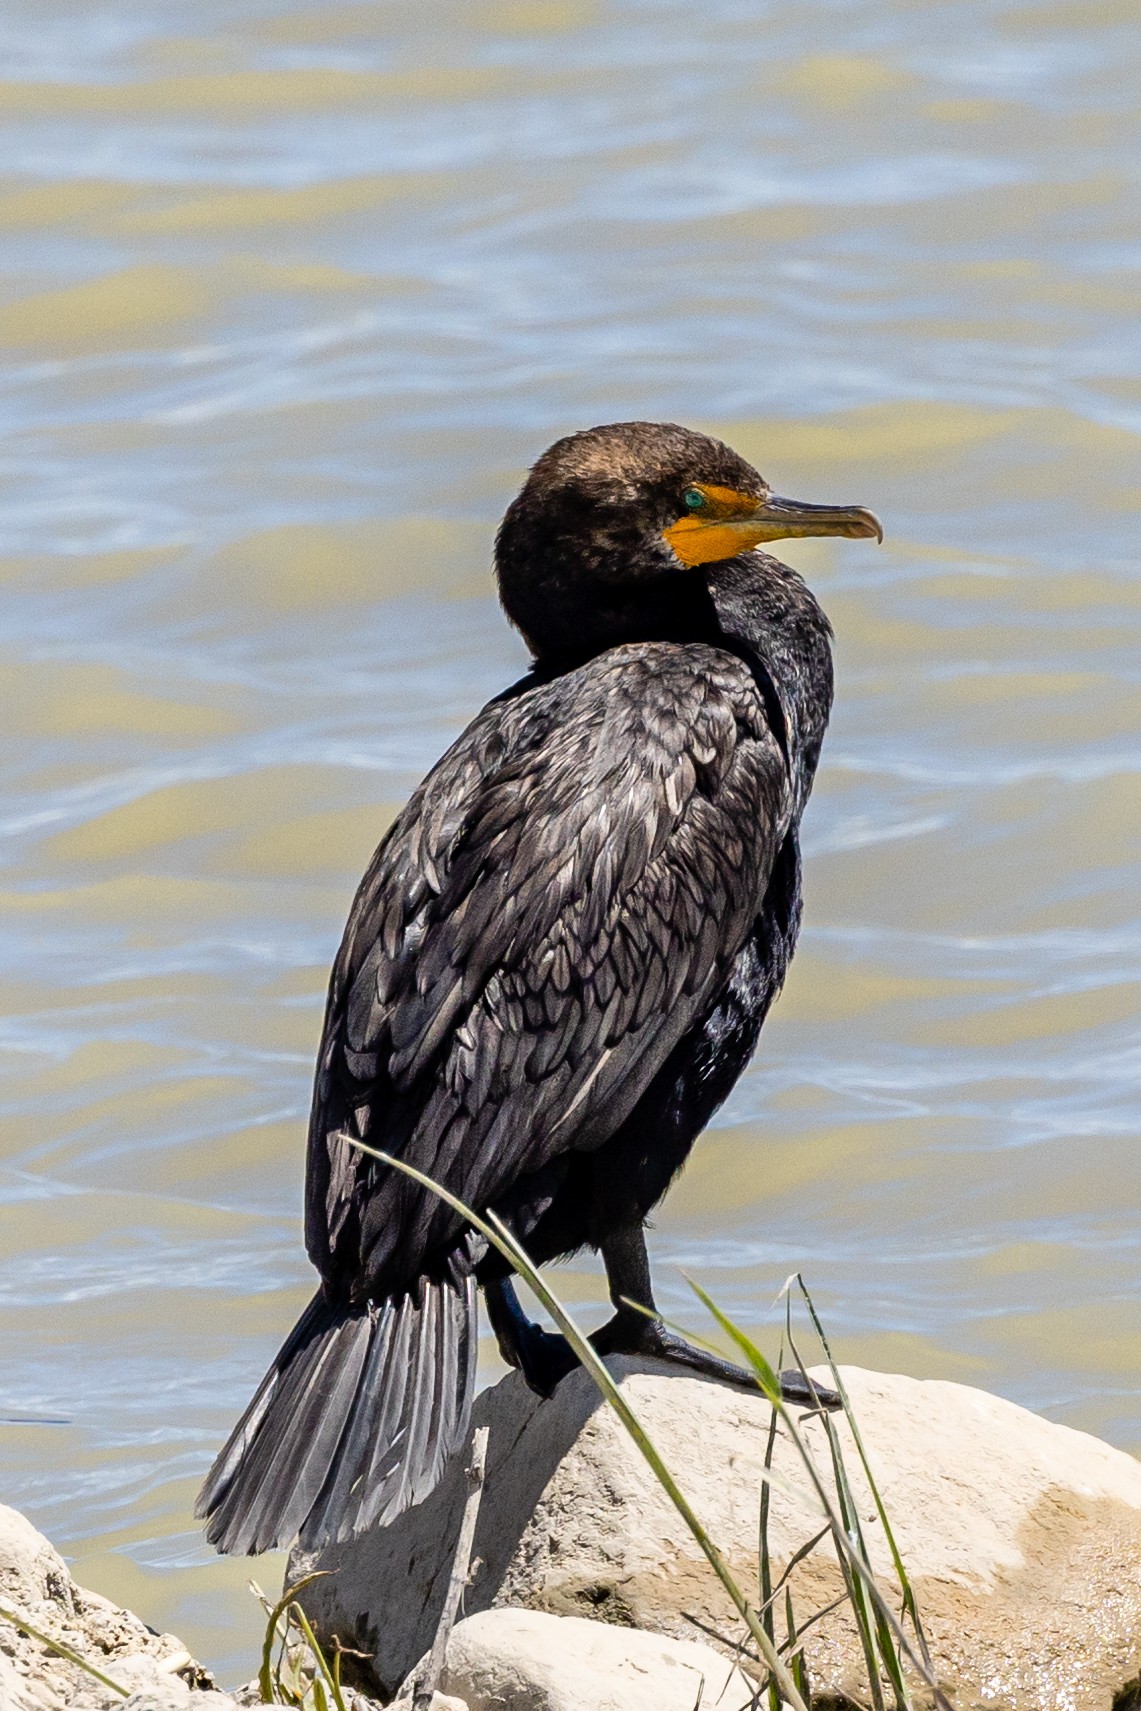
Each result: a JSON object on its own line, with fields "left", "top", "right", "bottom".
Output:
{"left": 776, "top": 1368, "right": 843, "bottom": 1412}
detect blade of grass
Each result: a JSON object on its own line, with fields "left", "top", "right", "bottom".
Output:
{"left": 681, "top": 1610, "right": 761, "bottom": 1668}
{"left": 635, "top": 1270, "right": 911, "bottom": 1707}
{"left": 760, "top": 1526, "right": 830, "bottom": 1617}
{"left": 291, "top": 1600, "right": 349, "bottom": 1711}
{"left": 0, "top": 1602, "right": 129, "bottom": 1699}
{"left": 349, "top": 1142, "right": 811, "bottom": 1711}
{"left": 777, "top": 1591, "right": 847, "bottom": 1655}
{"left": 687, "top": 1276, "right": 951, "bottom": 1711}
{"left": 759, "top": 1400, "right": 779, "bottom": 1711}
{"left": 257, "top": 1573, "right": 329, "bottom": 1705}
{"left": 789, "top": 1273, "right": 933, "bottom": 1670}
{"left": 785, "top": 1588, "right": 811, "bottom": 1707}
{"left": 783, "top": 1296, "right": 916, "bottom": 1711}
{"left": 783, "top": 1309, "right": 912, "bottom": 1710}
{"left": 783, "top": 1305, "right": 889, "bottom": 1711}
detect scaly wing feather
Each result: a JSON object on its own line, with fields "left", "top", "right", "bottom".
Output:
{"left": 305, "top": 642, "right": 790, "bottom": 1299}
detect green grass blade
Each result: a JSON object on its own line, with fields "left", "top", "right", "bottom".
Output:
{"left": 258, "top": 1608, "right": 279, "bottom": 1703}
{"left": 291, "top": 1601, "right": 348, "bottom": 1711}
{"left": 682, "top": 1275, "right": 783, "bottom": 1404}
{"left": 785, "top": 1588, "right": 811, "bottom": 1706}
{"left": 791, "top": 1273, "right": 933, "bottom": 1669}
{"left": 702, "top": 1277, "right": 948, "bottom": 1709}
{"left": 785, "top": 1299, "right": 915, "bottom": 1710}
{"left": 815, "top": 1426, "right": 912, "bottom": 1705}
{"left": 784, "top": 1306, "right": 891, "bottom": 1711}
{"left": 774, "top": 1291, "right": 950, "bottom": 1709}
{"left": 778, "top": 1590, "right": 847, "bottom": 1656}
{"left": 687, "top": 1260, "right": 889, "bottom": 1684}
{"left": 257, "top": 1572, "right": 329, "bottom": 1705}
{"left": 760, "top": 1525, "right": 830, "bottom": 1616}
{"left": 759, "top": 1401, "right": 779, "bottom": 1711}
{"left": 349, "top": 1142, "right": 810, "bottom": 1711}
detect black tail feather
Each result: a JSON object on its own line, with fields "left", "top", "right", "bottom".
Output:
{"left": 196, "top": 1277, "right": 477, "bottom": 1555}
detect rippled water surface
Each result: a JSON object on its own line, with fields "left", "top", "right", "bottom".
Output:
{"left": 1, "top": 0, "right": 1139, "bottom": 1683}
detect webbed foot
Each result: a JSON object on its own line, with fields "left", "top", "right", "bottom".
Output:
{"left": 594, "top": 1313, "right": 841, "bottom": 1410}
{"left": 484, "top": 1277, "right": 840, "bottom": 1409}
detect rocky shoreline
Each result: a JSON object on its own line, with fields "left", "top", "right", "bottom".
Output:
{"left": 6, "top": 1361, "right": 1141, "bottom": 1710}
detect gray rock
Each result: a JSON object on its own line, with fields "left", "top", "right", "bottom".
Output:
{"left": 0, "top": 1502, "right": 217, "bottom": 1710}
{"left": 294, "top": 1359, "right": 1141, "bottom": 1709}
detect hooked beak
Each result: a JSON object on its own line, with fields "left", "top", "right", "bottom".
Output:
{"left": 665, "top": 493, "right": 883, "bottom": 567}
{"left": 745, "top": 493, "right": 883, "bottom": 545}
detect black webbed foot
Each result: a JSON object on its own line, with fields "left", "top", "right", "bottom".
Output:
{"left": 594, "top": 1313, "right": 842, "bottom": 1411}
{"left": 483, "top": 1277, "right": 842, "bottom": 1410}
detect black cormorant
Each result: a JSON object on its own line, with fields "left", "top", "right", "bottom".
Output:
{"left": 197, "top": 421, "right": 881, "bottom": 1555}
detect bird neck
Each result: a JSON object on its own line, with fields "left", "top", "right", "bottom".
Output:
{"left": 525, "top": 569, "right": 724, "bottom": 672}
{"left": 705, "top": 553, "right": 835, "bottom": 812}
{"left": 519, "top": 552, "right": 834, "bottom": 813}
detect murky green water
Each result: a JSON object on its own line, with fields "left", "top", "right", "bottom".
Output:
{"left": 0, "top": 0, "right": 1139, "bottom": 1684}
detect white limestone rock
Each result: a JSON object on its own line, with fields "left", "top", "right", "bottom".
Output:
{"left": 294, "top": 1358, "right": 1141, "bottom": 1710}
{"left": 387, "top": 1693, "right": 469, "bottom": 1711}
{"left": 121, "top": 1696, "right": 238, "bottom": 1711}
{"left": 397, "top": 1607, "right": 755, "bottom": 1711}
{"left": 0, "top": 1502, "right": 217, "bottom": 1710}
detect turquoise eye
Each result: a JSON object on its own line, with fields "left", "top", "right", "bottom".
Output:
{"left": 683, "top": 488, "right": 706, "bottom": 511}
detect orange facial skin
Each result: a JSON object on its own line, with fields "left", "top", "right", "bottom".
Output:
{"left": 665, "top": 482, "right": 882, "bottom": 566}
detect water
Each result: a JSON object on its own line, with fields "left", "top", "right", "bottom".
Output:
{"left": 0, "top": 0, "right": 1138, "bottom": 1684}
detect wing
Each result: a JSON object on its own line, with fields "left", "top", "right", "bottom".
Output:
{"left": 305, "top": 643, "right": 792, "bottom": 1299}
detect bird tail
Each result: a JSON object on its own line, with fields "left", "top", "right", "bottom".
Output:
{"left": 195, "top": 1276, "right": 477, "bottom": 1555}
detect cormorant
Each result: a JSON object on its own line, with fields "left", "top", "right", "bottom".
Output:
{"left": 197, "top": 421, "right": 881, "bottom": 1556}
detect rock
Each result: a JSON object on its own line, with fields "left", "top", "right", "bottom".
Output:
{"left": 229, "top": 1673, "right": 385, "bottom": 1710}
{"left": 397, "top": 1607, "right": 754, "bottom": 1711}
{"left": 0, "top": 1502, "right": 217, "bottom": 1710}
{"left": 121, "top": 1696, "right": 238, "bottom": 1711}
{"left": 389, "top": 1694, "right": 469, "bottom": 1711}
{"left": 294, "top": 1359, "right": 1141, "bottom": 1710}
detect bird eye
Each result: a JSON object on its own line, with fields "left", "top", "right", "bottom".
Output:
{"left": 683, "top": 487, "right": 706, "bottom": 512}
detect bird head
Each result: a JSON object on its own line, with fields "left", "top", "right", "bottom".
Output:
{"left": 495, "top": 421, "right": 881, "bottom": 663}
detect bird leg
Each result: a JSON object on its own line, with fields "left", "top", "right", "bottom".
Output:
{"left": 593, "top": 1223, "right": 842, "bottom": 1411}
{"left": 590, "top": 1222, "right": 760, "bottom": 1387}
{"left": 483, "top": 1276, "right": 579, "bottom": 1398}
{"left": 484, "top": 1229, "right": 840, "bottom": 1410}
